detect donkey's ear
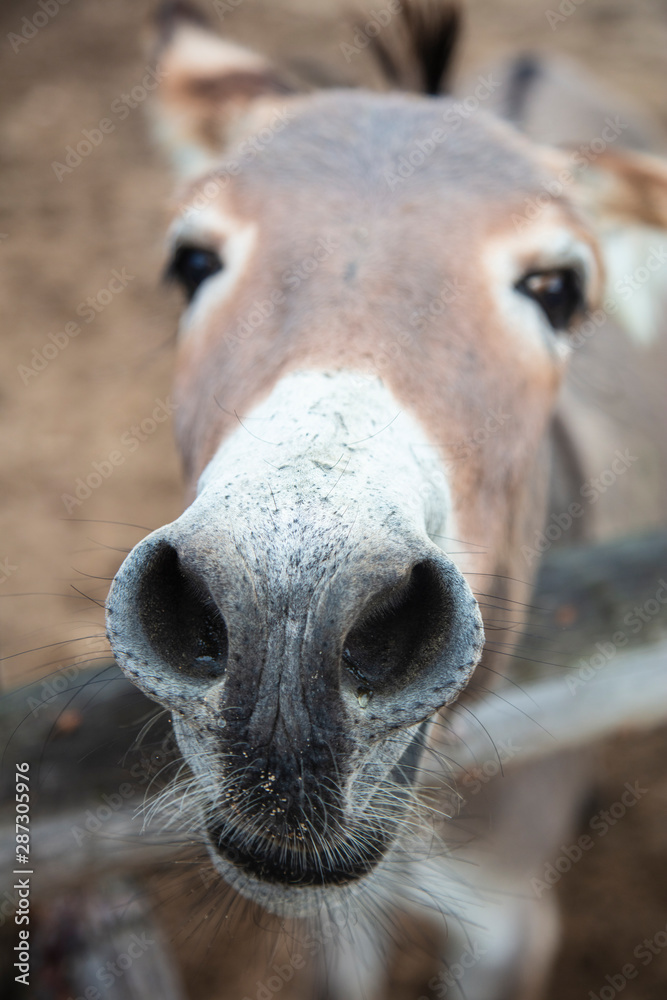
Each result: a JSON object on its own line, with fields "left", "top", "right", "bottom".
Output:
{"left": 149, "top": 3, "right": 296, "bottom": 178}
{"left": 563, "top": 148, "right": 667, "bottom": 345}
{"left": 572, "top": 149, "right": 667, "bottom": 229}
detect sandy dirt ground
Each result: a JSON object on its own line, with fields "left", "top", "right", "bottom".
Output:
{"left": 1, "top": 0, "right": 667, "bottom": 997}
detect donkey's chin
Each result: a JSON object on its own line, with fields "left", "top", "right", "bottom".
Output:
{"left": 199, "top": 723, "right": 431, "bottom": 914}
{"left": 198, "top": 722, "right": 432, "bottom": 914}
{"left": 204, "top": 817, "right": 393, "bottom": 915}
{"left": 203, "top": 826, "right": 391, "bottom": 916}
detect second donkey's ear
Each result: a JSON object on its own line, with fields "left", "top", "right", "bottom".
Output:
{"left": 149, "top": 3, "right": 297, "bottom": 178}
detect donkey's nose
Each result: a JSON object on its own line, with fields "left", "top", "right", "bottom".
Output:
{"left": 338, "top": 556, "right": 483, "bottom": 722}
{"left": 106, "top": 530, "right": 250, "bottom": 708}
{"left": 106, "top": 520, "right": 484, "bottom": 728}
{"left": 126, "top": 539, "right": 229, "bottom": 682}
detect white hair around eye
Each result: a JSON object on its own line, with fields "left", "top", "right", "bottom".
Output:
{"left": 483, "top": 213, "right": 600, "bottom": 360}
{"left": 167, "top": 206, "right": 258, "bottom": 339}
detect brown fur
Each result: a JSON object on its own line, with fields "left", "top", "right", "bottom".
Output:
{"left": 166, "top": 90, "right": 604, "bottom": 680}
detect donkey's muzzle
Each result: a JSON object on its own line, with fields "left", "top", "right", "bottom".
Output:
{"left": 106, "top": 510, "right": 484, "bottom": 890}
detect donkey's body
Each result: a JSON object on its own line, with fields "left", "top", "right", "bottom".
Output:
{"left": 106, "top": 7, "right": 667, "bottom": 998}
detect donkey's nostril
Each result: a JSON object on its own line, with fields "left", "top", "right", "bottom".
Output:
{"left": 137, "top": 541, "right": 228, "bottom": 681}
{"left": 343, "top": 560, "right": 454, "bottom": 697}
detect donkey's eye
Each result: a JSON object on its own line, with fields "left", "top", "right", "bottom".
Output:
{"left": 168, "top": 245, "right": 223, "bottom": 301}
{"left": 516, "top": 268, "right": 584, "bottom": 330}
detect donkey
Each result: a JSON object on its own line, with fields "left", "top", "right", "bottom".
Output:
{"left": 106, "top": 5, "right": 667, "bottom": 997}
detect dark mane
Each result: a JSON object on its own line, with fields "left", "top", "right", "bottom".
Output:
{"left": 366, "top": 2, "right": 462, "bottom": 96}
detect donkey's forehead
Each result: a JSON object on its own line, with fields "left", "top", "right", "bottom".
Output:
{"left": 183, "top": 90, "right": 561, "bottom": 223}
